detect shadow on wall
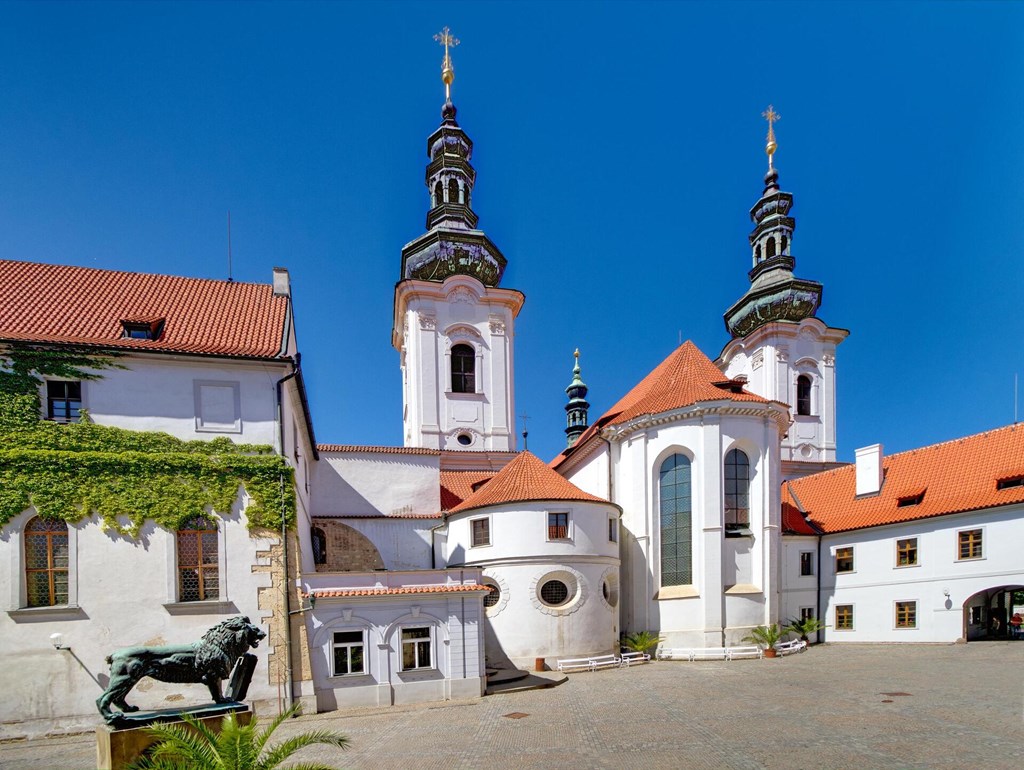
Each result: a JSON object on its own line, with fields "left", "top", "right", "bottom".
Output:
{"left": 311, "top": 520, "right": 385, "bottom": 572}
{"left": 623, "top": 529, "right": 661, "bottom": 642}
{"left": 482, "top": 615, "right": 517, "bottom": 671}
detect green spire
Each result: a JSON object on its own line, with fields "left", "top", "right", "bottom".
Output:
{"left": 565, "top": 349, "right": 590, "bottom": 447}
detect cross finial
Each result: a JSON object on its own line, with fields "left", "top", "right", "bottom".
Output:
{"left": 762, "top": 104, "right": 780, "bottom": 168}
{"left": 434, "top": 26, "right": 460, "bottom": 101}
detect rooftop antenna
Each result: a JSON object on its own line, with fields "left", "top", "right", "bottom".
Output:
{"left": 519, "top": 412, "right": 530, "bottom": 451}
{"left": 227, "top": 211, "right": 234, "bottom": 283}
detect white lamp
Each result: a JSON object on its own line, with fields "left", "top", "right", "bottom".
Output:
{"left": 49, "top": 632, "right": 69, "bottom": 651}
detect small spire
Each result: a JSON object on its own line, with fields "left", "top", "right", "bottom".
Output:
{"left": 762, "top": 104, "right": 780, "bottom": 169}
{"left": 434, "top": 26, "right": 460, "bottom": 102}
{"left": 565, "top": 348, "right": 589, "bottom": 447}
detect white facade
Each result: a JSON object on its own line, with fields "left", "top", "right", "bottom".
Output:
{"left": 302, "top": 569, "right": 487, "bottom": 710}
{"left": 444, "top": 499, "right": 621, "bottom": 667}
{"left": 0, "top": 498, "right": 278, "bottom": 739}
{"left": 719, "top": 317, "right": 847, "bottom": 468}
{"left": 563, "top": 401, "right": 790, "bottom": 648}
{"left": 818, "top": 504, "right": 1024, "bottom": 643}
{"left": 392, "top": 275, "right": 524, "bottom": 452}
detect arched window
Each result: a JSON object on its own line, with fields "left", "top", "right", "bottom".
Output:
{"left": 754, "top": 244, "right": 761, "bottom": 263}
{"left": 766, "top": 237, "right": 777, "bottom": 258}
{"left": 724, "top": 449, "right": 750, "bottom": 529}
{"left": 780, "top": 234, "right": 788, "bottom": 254}
{"left": 311, "top": 526, "right": 327, "bottom": 566}
{"left": 25, "top": 516, "right": 69, "bottom": 607}
{"left": 451, "top": 344, "right": 475, "bottom": 394}
{"left": 464, "top": 188, "right": 471, "bottom": 208}
{"left": 177, "top": 517, "right": 219, "bottom": 602}
{"left": 797, "top": 375, "right": 812, "bottom": 416}
{"left": 447, "top": 178, "right": 458, "bottom": 205}
{"left": 659, "top": 454, "right": 692, "bottom": 586}
{"left": 433, "top": 181, "right": 442, "bottom": 207}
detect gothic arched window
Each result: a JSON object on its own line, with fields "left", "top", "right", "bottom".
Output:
{"left": 724, "top": 449, "right": 750, "bottom": 529}
{"left": 659, "top": 454, "right": 692, "bottom": 586}
{"left": 451, "top": 344, "right": 475, "bottom": 394}
{"left": 311, "top": 526, "right": 327, "bottom": 566}
{"left": 797, "top": 375, "right": 812, "bottom": 416}
{"left": 766, "top": 237, "right": 777, "bottom": 258}
{"left": 25, "top": 516, "right": 69, "bottom": 607}
{"left": 447, "top": 178, "right": 459, "bottom": 205}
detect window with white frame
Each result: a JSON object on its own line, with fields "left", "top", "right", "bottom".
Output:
{"left": 176, "top": 517, "right": 219, "bottom": 602}
{"left": 957, "top": 528, "right": 982, "bottom": 560}
{"left": 46, "top": 381, "right": 82, "bottom": 423}
{"left": 799, "top": 551, "right": 814, "bottom": 576}
{"left": 608, "top": 517, "right": 618, "bottom": 543}
{"left": 896, "top": 538, "right": 918, "bottom": 567}
{"left": 401, "top": 626, "right": 433, "bottom": 671}
{"left": 547, "top": 512, "right": 569, "bottom": 540}
{"left": 24, "top": 516, "right": 70, "bottom": 607}
{"left": 895, "top": 601, "right": 917, "bottom": 629}
{"left": 799, "top": 607, "right": 815, "bottom": 622}
{"left": 332, "top": 630, "right": 365, "bottom": 676}
{"left": 835, "top": 546, "right": 854, "bottom": 574}
{"left": 835, "top": 604, "right": 854, "bottom": 630}
{"left": 471, "top": 517, "right": 490, "bottom": 547}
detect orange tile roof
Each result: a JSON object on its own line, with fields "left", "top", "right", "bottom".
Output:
{"left": 0, "top": 260, "right": 289, "bottom": 359}
{"left": 314, "top": 513, "right": 442, "bottom": 520}
{"left": 784, "top": 424, "right": 1024, "bottom": 534}
{"left": 440, "top": 470, "right": 494, "bottom": 511}
{"left": 306, "top": 584, "right": 489, "bottom": 598}
{"left": 450, "top": 451, "right": 609, "bottom": 514}
{"left": 553, "top": 341, "right": 771, "bottom": 468}
{"left": 317, "top": 444, "right": 441, "bottom": 455}
{"left": 781, "top": 500, "right": 821, "bottom": 535}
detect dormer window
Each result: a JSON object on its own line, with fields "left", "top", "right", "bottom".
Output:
{"left": 121, "top": 318, "right": 164, "bottom": 340}
{"left": 996, "top": 475, "right": 1024, "bottom": 491}
{"left": 897, "top": 491, "right": 925, "bottom": 507}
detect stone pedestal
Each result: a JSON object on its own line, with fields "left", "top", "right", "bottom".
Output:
{"left": 96, "top": 704, "right": 251, "bottom": 770}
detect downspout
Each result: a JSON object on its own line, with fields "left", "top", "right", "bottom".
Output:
{"left": 430, "top": 514, "right": 448, "bottom": 569}
{"left": 275, "top": 358, "right": 299, "bottom": 712}
{"left": 816, "top": 533, "right": 823, "bottom": 643}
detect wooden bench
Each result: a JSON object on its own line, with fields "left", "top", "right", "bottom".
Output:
{"left": 774, "top": 639, "right": 807, "bottom": 656}
{"left": 726, "top": 646, "right": 763, "bottom": 660}
{"left": 619, "top": 651, "right": 651, "bottom": 667}
{"left": 556, "top": 657, "right": 595, "bottom": 673}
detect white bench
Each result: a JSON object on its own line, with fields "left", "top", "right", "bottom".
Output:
{"left": 557, "top": 657, "right": 596, "bottom": 673}
{"left": 690, "top": 647, "right": 731, "bottom": 661}
{"left": 774, "top": 639, "right": 807, "bottom": 656}
{"left": 656, "top": 647, "right": 691, "bottom": 661}
{"left": 726, "top": 646, "right": 764, "bottom": 660}
{"left": 619, "top": 651, "right": 651, "bottom": 667}
{"left": 589, "top": 654, "right": 622, "bottom": 670}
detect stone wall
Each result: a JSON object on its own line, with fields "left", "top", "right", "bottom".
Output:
{"left": 312, "top": 519, "right": 385, "bottom": 572}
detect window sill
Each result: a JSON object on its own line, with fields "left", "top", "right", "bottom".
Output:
{"left": 724, "top": 584, "right": 762, "bottom": 595}
{"left": 724, "top": 527, "right": 753, "bottom": 538}
{"left": 656, "top": 585, "right": 699, "bottom": 600}
{"left": 956, "top": 556, "right": 985, "bottom": 563}
{"left": 163, "top": 600, "right": 238, "bottom": 616}
{"left": 8, "top": 604, "right": 87, "bottom": 621}
{"left": 894, "top": 563, "right": 920, "bottom": 569}
{"left": 328, "top": 673, "right": 373, "bottom": 682}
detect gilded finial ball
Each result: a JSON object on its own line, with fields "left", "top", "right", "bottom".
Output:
{"left": 766, "top": 140, "right": 777, "bottom": 157}
{"left": 442, "top": 67, "right": 454, "bottom": 87}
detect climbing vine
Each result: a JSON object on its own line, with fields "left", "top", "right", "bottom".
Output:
{"left": 0, "top": 343, "right": 295, "bottom": 534}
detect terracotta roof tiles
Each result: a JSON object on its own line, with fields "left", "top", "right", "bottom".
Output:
{"left": 450, "top": 451, "right": 609, "bottom": 514}
{"left": 0, "top": 260, "right": 288, "bottom": 359}
{"left": 784, "top": 424, "right": 1024, "bottom": 533}
{"left": 440, "top": 470, "right": 494, "bottom": 511}
{"left": 306, "top": 584, "right": 489, "bottom": 598}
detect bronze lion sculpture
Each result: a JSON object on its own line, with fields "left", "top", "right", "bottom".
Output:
{"left": 96, "top": 616, "right": 266, "bottom": 722}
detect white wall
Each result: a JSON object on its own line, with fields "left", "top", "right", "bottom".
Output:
{"left": 780, "top": 535, "right": 821, "bottom": 641}
{"left": 820, "top": 503, "right": 1024, "bottom": 643}
{"left": 444, "top": 499, "right": 620, "bottom": 665}
{"left": 312, "top": 451, "right": 441, "bottom": 518}
{"left": 0, "top": 497, "right": 277, "bottom": 739}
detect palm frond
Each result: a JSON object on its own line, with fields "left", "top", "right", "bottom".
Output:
{"left": 254, "top": 704, "right": 302, "bottom": 756}
{"left": 256, "top": 730, "right": 350, "bottom": 770}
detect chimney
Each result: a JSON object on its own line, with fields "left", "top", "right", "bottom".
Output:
{"left": 272, "top": 267, "right": 291, "bottom": 297}
{"left": 855, "top": 444, "right": 884, "bottom": 496}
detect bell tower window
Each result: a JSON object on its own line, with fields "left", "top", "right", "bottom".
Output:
{"left": 797, "top": 375, "right": 812, "bottom": 416}
{"left": 451, "top": 344, "right": 475, "bottom": 394}
{"left": 447, "top": 178, "right": 458, "bottom": 205}
{"left": 766, "top": 237, "right": 777, "bottom": 258}
{"left": 433, "top": 181, "right": 442, "bottom": 208}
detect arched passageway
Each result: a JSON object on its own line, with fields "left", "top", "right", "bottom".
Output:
{"left": 963, "top": 585, "right": 1024, "bottom": 641}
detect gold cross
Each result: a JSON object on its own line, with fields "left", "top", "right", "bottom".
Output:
{"left": 762, "top": 104, "right": 780, "bottom": 167}
{"left": 434, "top": 26, "right": 460, "bottom": 99}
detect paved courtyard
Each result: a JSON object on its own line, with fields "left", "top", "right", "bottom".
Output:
{"left": 3, "top": 643, "right": 1022, "bottom": 770}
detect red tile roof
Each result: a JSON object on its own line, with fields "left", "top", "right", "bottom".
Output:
{"left": 784, "top": 424, "right": 1024, "bottom": 534}
{"left": 306, "top": 584, "right": 489, "bottom": 598}
{"left": 450, "top": 451, "right": 609, "bottom": 514}
{"left": 553, "top": 341, "right": 772, "bottom": 468}
{"left": 317, "top": 445, "right": 441, "bottom": 455}
{"left": 440, "top": 470, "right": 494, "bottom": 511}
{"left": 781, "top": 499, "right": 821, "bottom": 535}
{"left": 0, "top": 260, "right": 289, "bottom": 359}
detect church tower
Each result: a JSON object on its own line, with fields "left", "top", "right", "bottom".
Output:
{"left": 564, "top": 349, "right": 589, "bottom": 447}
{"left": 392, "top": 29, "right": 524, "bottom": 451}
{"left": 718, "top": 107, "right": 848, "bottom": 476}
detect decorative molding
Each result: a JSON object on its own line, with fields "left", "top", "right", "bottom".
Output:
{"left": 445, "top": 323, "right": 484, "bottom": 343}
{"left": 751, "top": 351, "right": 764, "bottom": 370}
{"left": 450, "top": 286, "right": 475, "bottom": 306}
{"left": 823, "top": 353, "right": 835, "bottom": 367}
{"left": 488, "top": 315, "right": 506, "bottom": 336}
{"left": 419, "top": 314, "right": 437, "bottom": 331}
{"left": 776, "top": 345, "right": 789, "bottom": 362}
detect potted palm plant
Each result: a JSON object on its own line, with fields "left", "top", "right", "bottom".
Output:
{"left": 742, "top": 624, "right": 785, "bottom": 658}
{"left": 785, "top": 616, "right": 828, "bottom": 644}
{"left": 621, "top": 630, "right": 663, "bottom": 656}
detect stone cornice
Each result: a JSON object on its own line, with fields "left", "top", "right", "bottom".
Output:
{"left": 392, "top": 276, "right": 526, "bottom": 348}
{"left": 600, "top": 400, "right": 790, "bottom": 443}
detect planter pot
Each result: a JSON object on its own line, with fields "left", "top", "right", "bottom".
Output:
{"left": 764, "top": 648, "right": 779, "bottom": 658}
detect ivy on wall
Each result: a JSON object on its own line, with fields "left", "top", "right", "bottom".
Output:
{"left": 0, "top": 343, "right": 295, "bottom": 534}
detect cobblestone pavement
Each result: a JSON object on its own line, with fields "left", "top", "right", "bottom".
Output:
{"left": 3, "top": 643, "right": 1022, "bottom": 770}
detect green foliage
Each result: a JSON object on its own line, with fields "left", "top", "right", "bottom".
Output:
{"left": 0, "top": 345, "right": 294, "bottom": 534}
{"left": 621, "top": 630, "right": 664, "bottom": 653}
{"left": 741, "top": 623, "right": 786, "bottom": 649}
{"left": 785, "top": 616, "right": 828, "bottom": 642}
{"left": 128, "top": 704, "right": 350, "bottom": 770}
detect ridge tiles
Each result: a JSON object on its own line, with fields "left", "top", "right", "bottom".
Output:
{"left": 785, "top": 424, "right": 1024, "bottom": 533}
{"left": 0, "top": 260, "right": 288, "bottom": 358}
{"left": 449, "top": 451, "right": 608, "bottom": 514}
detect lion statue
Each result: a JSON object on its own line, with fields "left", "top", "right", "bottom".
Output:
{"left": 96, "top": 616, "right": 266, "bottom": 722}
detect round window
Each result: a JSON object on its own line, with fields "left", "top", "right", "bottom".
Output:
{"left": 483, "top": 584, "right": 501, "bottom": 608}
{"left": 540, "top": 579, "right": 570, "bottom": 606}
{"left": 457, "top": 433, "right": 472, "bottom": 446}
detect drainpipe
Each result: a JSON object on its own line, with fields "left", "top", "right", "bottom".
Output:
{"left": 430, "top": 514, "right": 448, "bottom": 569}
{"left": 816, "top": 533, "right": 823, "bottom": 643}
{"left": 275, "top": 359, "right": 299, "bottom": 712}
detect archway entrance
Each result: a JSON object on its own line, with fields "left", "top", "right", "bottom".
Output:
{"left": 962, "top": 585, "right": 1024, "bottom": 641}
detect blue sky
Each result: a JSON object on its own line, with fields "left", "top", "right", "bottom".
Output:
{"left": 1, "top": 1, "right": 1022, "bottom": 463}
